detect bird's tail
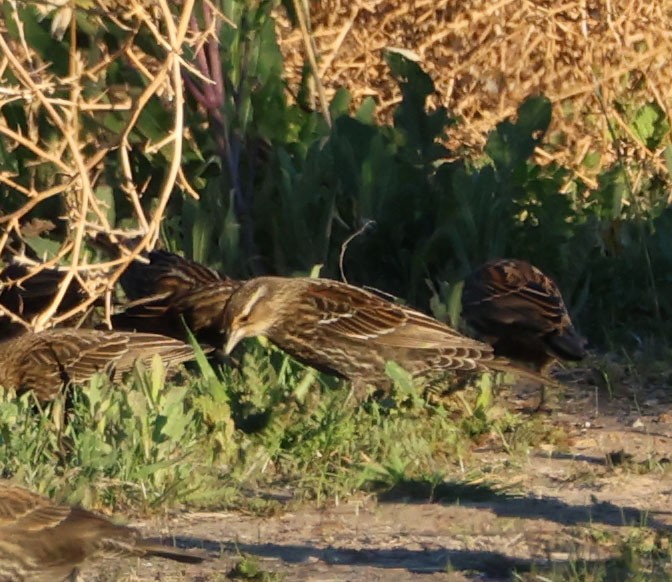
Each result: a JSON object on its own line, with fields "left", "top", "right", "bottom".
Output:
{"left": 485, "top": 357, "right": 567, "bottom": 391}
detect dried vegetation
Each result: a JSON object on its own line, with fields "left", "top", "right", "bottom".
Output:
{"left": 0, "top": 0, "right": 208, "bottom": 330}
{"left": 277, "top": 0, "right": 672, "bottom": 182}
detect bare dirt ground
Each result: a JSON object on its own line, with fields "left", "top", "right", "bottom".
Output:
{"left": 85, "top": 375, "right": 672, "bottom": 581}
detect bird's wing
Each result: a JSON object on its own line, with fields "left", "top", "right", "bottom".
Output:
{"left": 142, "top": 251, "right": 224, "bottom": 295}
{"left": 109, "top": 331, "right": 195, "bottom": 371}
{"left": 0, "top": 263, "right": 85, "bottom": 318}
{"left": 119, "top": 250, "right": 224, "bottom": 300}
{"left": 463, "top": 260, "right": 570, "bottom": 333}
{"left": 112, "top": 280, "right": 239, "bottom": 337}
{"left": 0, "top": 331, "right": 127, "bottom": 398}
{"left": 308, "top": 282, "right": 490, "bottom": 350}
{"left": 0, "top": 486, "right": 71, "bottom": 531}
{"left": 12, "top": 330, "right": 193, "bottom": 396}
{"left": 40, "top": 330, "right": 131, "bottom": 382}
{"left": 172, "top": 281, "right": 240, "bottom": 330}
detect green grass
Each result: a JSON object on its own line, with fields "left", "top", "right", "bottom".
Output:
{"left": 229, "top": 554, "right": 284, "bottom": 581}
{"left": 1, "top": 345, "right": 670, "bottom": 580}
{"left": 0, "top": 342, "right": 552, "bottom": 510}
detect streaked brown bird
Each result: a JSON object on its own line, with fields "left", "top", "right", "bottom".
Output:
{"left": 0, "top": 329, "right": 196, "bottom": 401}
{"left": 221, "top": 276, "right": 558, "bottom": 398}
{"left": 461, "top": 258, "right": 586, "bottom": 373}
{"left": 0, "top": 483, "right": 205, "bottom": 581}
{"left": 94, "top": 233, "right": 241, "bottom": 346}
{"left": 0, "top": 263, "right": 88, "bottom": 336}
{"left": 109, "top": 251, "right": 241, "bottom": 347}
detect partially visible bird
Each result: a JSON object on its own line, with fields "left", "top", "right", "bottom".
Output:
{"left": 221, "top": 276, "right": 561, "bottom": 399}
{"left": 461, "top": 258, "right": 586, "bottom": 373}
{"left": 109, "top": 252, "right": 241, "bottom": 347}
{"left": 0, "top": 220, "right": 56, "bottom": 262}
{"left": 0, "top": 329, "right": 196, "bottom": 401}
{"left": 94, "top": 233, "right": 241, "bottom": 347}
{"left": 0, "top": 263, "right": 89, "bottom": 336}
{"left": 0, "top": 483, "right": 205, "bottom": 582}
{"left": 120, "top": 249, "right": 226, "bottom": 301}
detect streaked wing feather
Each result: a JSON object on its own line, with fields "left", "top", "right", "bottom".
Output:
{"left": 310, "top": 282, "right": 491, "bottom": 350}
{"left": 112, "top": 332, "right": 195, "bottom": 371}
{"left": 0, "top": 487, "right": 70, "bottom": 531}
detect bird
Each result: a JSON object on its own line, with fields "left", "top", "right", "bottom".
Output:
{"left": 0, "top": 329, "right": 196, "bottom": 401}
{"left": 109, "top": 252, "right": 241, "bottom": 347}
{"left": 461, "top": 258, "right": 586, "bottom": 373}
{"left": 221, "top": 276, "right": 561, "bottom": 399}
{"left": 0, "top": 263, "right": 89, "bottom": 336}
{"left": 94, "top": 233, "right": 241, "bottom": 347}
{"left": 0, "top": 483, "right": 205, "bottom": 581}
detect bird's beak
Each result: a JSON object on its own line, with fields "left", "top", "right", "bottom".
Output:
{"left": 224, "top": 327, "right": 246, "bottom": 355}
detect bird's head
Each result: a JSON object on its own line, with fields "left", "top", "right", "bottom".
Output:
{"left": 222, "top": 278, "right": 283, "bottom": 355}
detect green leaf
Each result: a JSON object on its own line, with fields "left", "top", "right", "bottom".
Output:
{"left": 595, "top": 166, "right": 627, "bottom": 219}
{"left": 23, "top": 236, "right": 61, "bottom": 259}
{"left": 93, "top": 185, "right": 115, "bottom": 225}
{"left": 582, "top": 151, "right": 601, "bottom": 170}
{"left": 149, "top": 354, "right": 166, "bottom": 400}
{"left": 631, "top": 102, "right": 669, "bottom": 148}
{"left": 384, "top": 361, "right": 415, "bottom": 393}
{"left": 0, "top": 138, "right": 19, "bottom": 174}
{"left": 384, "top": 51, "right": 433, "bottom": 99}
{"left": 516, "top": 95, "right": 552, "bottom": 135}
{"left": 356, "top": 97, "right": 376, "bottom": 124}
{"left": 8, "top": 6, "right": 69, "bottom": 76}
{"left": 474, "top": 374, "right": 494, "bottom": 410}
{"left": 330, "top": 87, "right": 351, "bottom": 119}
{"left": 135, "top": 97, "right": 173, "bottom": 146}
{"left": 293, "top": 369, "right": 317, "bottom": 402}
{"left": 664, "top": 145, "right": 672, "bottom": 176}
{"left": 485, "top": 96, "right": 551, "bottom": 172}
{"left": 126, "top": 390, "right": 149, "bottom": 422}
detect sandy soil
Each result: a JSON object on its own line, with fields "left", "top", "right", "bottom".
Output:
{"left": 83, "top": 377, "right": 672, "bottom": 581}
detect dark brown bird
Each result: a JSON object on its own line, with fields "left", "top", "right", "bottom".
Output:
{"left": 121, "top": 249, "right": 225, "bottom": 300}
{"left": 221, "top": 276, "right": 559, "bottom": 398}
{"left": 0, "top": 329, "right": 196, "bottom": 401}
{"left": 94, "top": 233, "right": 241, "bottom": 346}
{"left": 93, "top": 232, "right": 225, "bottom": 300}
{"left": 0, "top": 483, "right": 205, "bottom": 581}
{"left": 109, "top": 251, "right": 241, "bottom": 347}
{"left": 461, "top": 258, "right": 586, "bottom": 373}
{"left": 0, "top": 263, "right": 88, "bottom": 336}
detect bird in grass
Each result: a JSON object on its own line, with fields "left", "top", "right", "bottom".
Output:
{"left": 461, "top": 258, "right": 586, "bottom": 373}
{"left": 221, "top": 276, "right": 562, "bottom": 399}
{"left": 94, "top": 233, "right": 241, "bottom": 347}
{"left": 109, "top": 252, "right": 241, "bottom": 347}
{"left": 0, "top": 483, "right": 205, "bottom": 582}
{"left": 92, "top": 233, "right": 219, "bottom": 301}
{"left": 0, "top": 329, "right": 196, "bottom": 401}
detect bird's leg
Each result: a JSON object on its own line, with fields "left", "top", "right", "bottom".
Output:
{"left": 344, "top": 380, "right": 363, "bottom": 407}
{"left": 533, "top": 359, "right": 558, "bottom": 414}
{"left": 533, "top": 384, "right": 547, "bottom": 413}
{"left": 345, "top": 379, "right": 376, "bottom": 407}
{"left": 53, "top": 386, "right": 76, "bottom": 464}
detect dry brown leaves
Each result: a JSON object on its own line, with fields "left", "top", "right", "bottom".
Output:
{"left": 276, "top": 0, "right": 672, "bottom": 182}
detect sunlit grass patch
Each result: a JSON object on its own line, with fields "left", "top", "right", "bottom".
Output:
{"left": 0, "top": 345, "right": 585, "bottom": 513}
